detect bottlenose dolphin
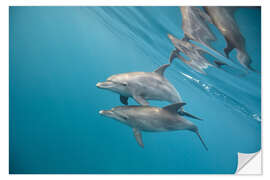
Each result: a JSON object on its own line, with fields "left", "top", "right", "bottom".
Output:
{"left": 99, "top": 103, "right": 208, "bottom": 150}
{"left": 96, "top": 64, "right": 201, "bottom": 120}
{"left": 168, "top": 34, "right": 226, "bottom": 74}
{"left": 180, "top": 7, "right": 229, "bottom": 60}
{"left": 203, "top": 7, "right": 252, "bottom": 69}
{"left": 180, "top": 6, "right": 216, "bottom": 48}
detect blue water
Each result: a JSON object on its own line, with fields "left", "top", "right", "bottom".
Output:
{"left": 9, "top": 6, "right": 261, "bottom": 174}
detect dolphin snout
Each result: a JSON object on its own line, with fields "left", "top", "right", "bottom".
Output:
{"left": 96, "top": 81, "right": 114, "bottom": 89}
{"left": 99, "top": 110, "right": 114, "bottom": 117}
{"left": 168, "top": 34, "right": 174, "bottom": 40}
{"left": 99, "top": 110, "right": 105, "bottom": 115}
{"left": 96, "top": 82, "right": 103, "bottom": 88}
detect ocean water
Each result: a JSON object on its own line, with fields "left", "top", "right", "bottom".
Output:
{"left": 9, "top": 6, "right": 261, "bottom": 174}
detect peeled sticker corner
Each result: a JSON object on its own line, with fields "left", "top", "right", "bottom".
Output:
{"left": 235, "top": 150, "right": 262, "bottom": 175}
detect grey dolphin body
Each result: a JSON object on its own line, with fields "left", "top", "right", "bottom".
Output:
{"left": 96, "top": 64, "right": 181, "bottom": 105}
{"left": 178, "top": 7, "right": 227, "bottom": 61}
{"left": 99, "top": 103, "right": 208, "bottom": 150}
{"left": 180, "top": 7, "right": 216, "bottom": 48}
{"left": 203, "top": 7, "right": 252, "bottom": 69}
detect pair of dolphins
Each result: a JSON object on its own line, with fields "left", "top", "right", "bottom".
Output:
{"left": 96, "top": 63, "right": 208, "bottom": 150}
{"left": 168, "top": 7, "right": 253, "bottom": 74}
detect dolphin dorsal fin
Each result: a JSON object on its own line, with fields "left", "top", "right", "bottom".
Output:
{"left": 163, "top": 103, "right": 186, "bottom": 113}
{"left": 154, "top": 64, "right": 170, "bottom": 76}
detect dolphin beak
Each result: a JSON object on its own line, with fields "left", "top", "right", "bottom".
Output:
{"left": 168, "top": 34, "right": 174, "bottom": 41}
{"left": 96, "top": 81, "right": 114, "bottom": 89}
{"left": 99, "top": 110, "right": 114, "bottom": 118}
{"left": 99, "top": 110, "right": 105, "bottom": 115}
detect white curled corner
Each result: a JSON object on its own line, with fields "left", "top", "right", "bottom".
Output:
{"left": 235, "top": 150, "right": 262, "bottom": 174}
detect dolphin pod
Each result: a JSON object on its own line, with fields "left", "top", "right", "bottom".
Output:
{"left": 99, "top": 103, "right": 208, "bottom": 151}
{"left": 96, "top": 7, "right": 225, "bottom": 150}
{"left": 96, "top": 64, "right": 201, "bottom": 120}
{"left": 170, "top": 6, "right": 255, "bottom": 73}
{"left": 97, "top": 63, "right": 207, "bottom": 149}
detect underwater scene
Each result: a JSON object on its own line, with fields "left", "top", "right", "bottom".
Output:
{"left": 9, "top": 6, "right": 261, "bottom": 174}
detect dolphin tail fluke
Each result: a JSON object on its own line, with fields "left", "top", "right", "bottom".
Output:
{"left": 179, "top": 111, "right": 203, "bottom": 121}
{"left": 224, "top": 37, "right": 234, "bottom": 59}
{"left": 195, "top": 131, "right": 208, "bottom": 151}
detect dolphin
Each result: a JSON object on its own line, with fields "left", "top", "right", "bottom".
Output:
{"left": 168, "top": 34, "right": 226, "bottom": 74}
{"left": 180, "top": 6, "right": 216, "bottom": 48}
{"left": 96, "top": 64, "right": 201, "bottom": 120}
{"left": 99, "top": 103, "right": 208, "bottom": 150}
{"left": 179, "top": 7, "right": 229, "bottom": 60}
{"left": 203, "top": 7, "right": 252, "bottom": 70}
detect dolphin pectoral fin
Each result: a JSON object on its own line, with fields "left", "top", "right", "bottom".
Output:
{"left": 133, "top": 95, "right": 149, "bottom": 106}
{"left": 224, "top": 46, "right": 233, "bottom": 59}
{"left": 224, "top": 37, "right": 234, "bottom": 58}
{"left": 154, "top": 64, "right": 170, "bottom": 76}
{"left": 133, "top": 128, "right": 144, "bottom": 148}
{"left": 195, "top": 131, "right": 208, "bottom": 151}
{"left": 179, "top": 111, "right": 203, "bottom": 121}
{"left": 120, "top": 95, "right": 128, "bottom": 105}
